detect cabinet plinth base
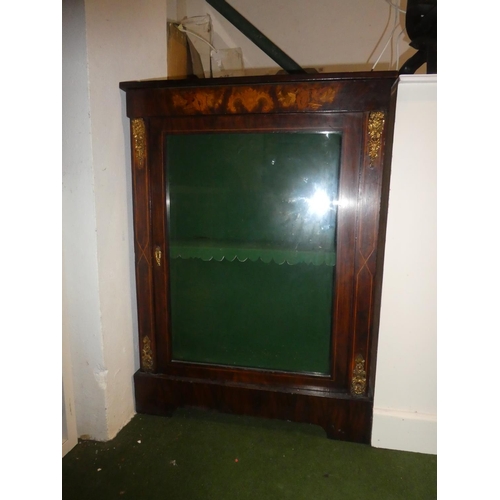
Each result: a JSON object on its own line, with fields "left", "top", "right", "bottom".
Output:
{"left": 134, "top": 370, "right": 373, "bottom": 444}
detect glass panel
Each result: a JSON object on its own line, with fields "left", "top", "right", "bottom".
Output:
{"left": 166, "top": 132, "right": 341, "bottom": 374}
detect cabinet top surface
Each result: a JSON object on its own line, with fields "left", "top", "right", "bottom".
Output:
{"left": 119, "top": 71, "right": 398, "bottom": 91}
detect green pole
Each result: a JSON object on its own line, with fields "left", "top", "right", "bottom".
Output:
{"left": 206, "top": 0, "right": 306, "bottom": 74}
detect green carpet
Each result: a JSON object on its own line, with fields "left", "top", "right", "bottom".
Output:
{"left": 62, "top": 409, "right": 436, "bottom": 499}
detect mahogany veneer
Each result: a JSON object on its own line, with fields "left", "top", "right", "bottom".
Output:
{"left": 120, "top": 71, "right": 398, "bottom": 443}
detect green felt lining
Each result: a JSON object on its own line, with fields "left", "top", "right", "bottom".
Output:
{"left": 169, "top": 258, "right": 334, "bottom": 374}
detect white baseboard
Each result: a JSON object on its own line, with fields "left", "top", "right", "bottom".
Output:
{"left": 63, "top": 436, "right": 78, "bottom": 458}
{"left": 371, "top": 408, "right": 437, "bottom": 455}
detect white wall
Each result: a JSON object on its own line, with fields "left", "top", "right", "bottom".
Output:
{"left": 372, "top": 75, "right": 437, "bottom": 454}
{"left": 62, "top": 0, "right": 167, "bottom": 441}
{"left": 63, "top": 0, "right": 108, "bottom": 440}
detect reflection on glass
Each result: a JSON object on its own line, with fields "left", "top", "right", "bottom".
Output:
{"left": 305, "top": 188, "right": 335, "bottom": 216}
{"left": 166, "top": 132, "right": 341, "bottom": 374}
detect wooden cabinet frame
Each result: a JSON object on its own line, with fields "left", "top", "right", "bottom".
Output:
{"left": 120, "top": 72, "right": 397, "bottom": 443}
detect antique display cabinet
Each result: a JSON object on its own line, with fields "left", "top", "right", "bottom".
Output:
{"left": 120, "top": 71, "right": 398, "bottom": 444}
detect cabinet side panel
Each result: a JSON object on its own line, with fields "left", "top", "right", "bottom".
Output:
{"left": 369, "top": 84, "right": 399, "bottom": 398}
{"left": 350, "top": 111, "right": 390, "bottom": 397}
{"left": 130, "top": 118, "right": 156, "bottom": 372}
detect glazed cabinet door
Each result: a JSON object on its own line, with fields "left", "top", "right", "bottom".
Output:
{"left": 151, "top": 113, "right": 360, "bottom": 389}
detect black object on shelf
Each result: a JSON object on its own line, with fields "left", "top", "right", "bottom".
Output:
{"left": 400, "top": 0, "right": 437, "bottom": 74}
